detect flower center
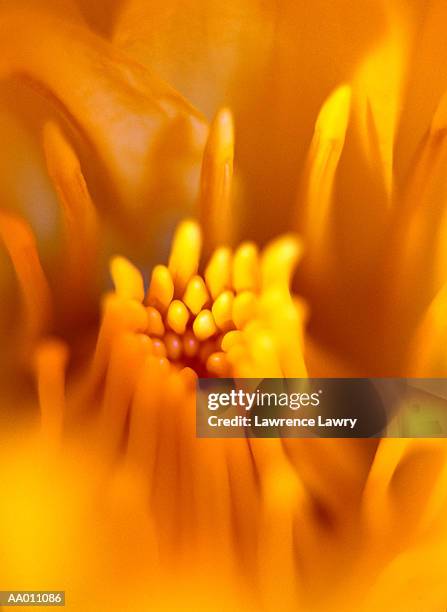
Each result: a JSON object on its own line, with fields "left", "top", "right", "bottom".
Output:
{"left": 109, "top": 219, "right": 306, "bottom": 380}
{"left": 141, "top": 220, "right": 259, "bottom": 377}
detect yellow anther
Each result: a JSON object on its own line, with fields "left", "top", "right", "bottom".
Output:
{"left": 221, "top": 330, "right": 244, "bottom": 353}
{"left": 193, "top": 309, "right": 218, "bottom": 341}
{"left": 211, "top": 290, "right": 235, "bottom": 332}
{"left": 183, "top": 275, "right": 209, "bottom": 315}
{"left": 164, "top": 332, "right": 183, "bottom": 361}
{"left": 168, "top": 220, "right": 202, "bottom": 295}
{"left": 261, "top": 236, "right": 302, "bottom": 290}
{"left": 233, "top": 242, "right": 260, "bottom": 293}
{"left": 232, "top": 291, "right": 257, "bottom": 329}
{"left": 206, "top": 352, "right": 231, "bottom": 377}
{"left": 110, "top": 256, "right": 145, "bottom": 302}
{"left": 183, "top": 330, "right": 199, "bottom": 358}
{"left": 166, "top": 299, "right": 189, "bottom": 335}
{"left": 146, "top": 306, "right": 165, "bottom": 337}
{"left": 146, "top": 264, "right": 174, "bottom": 312}
{"left": 204, "top": 246, "right": 232, "bottom": 299}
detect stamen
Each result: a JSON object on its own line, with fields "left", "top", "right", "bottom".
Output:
{"left": 166, "top": 300, "right": 189, "bottom": 335}
{"left": 127, "top": 355, "right": 169, "bottom": 481}
{"left": 221, "top": 330, "right": 243, "bottom": 352}
{"left": 206, "top": 352, "right": 230, "bottom": 377}
{"left": 0, "top": 211, "right": 52, "bottom": 339}
{"left": 183, "top": 275, "right": 209, "bottom": 315}
{"left": 152, "top": 338, "right": 167, "bottom": 358}
{"left": 259, "top": 289, "right": 307, "bottom": 377}
{"left": 193, "top": 309, "right": 218, "bottom": 341}
{"left": 179, "top": 366, "right": 198, "bottom": 391}
{"left": 250, "top": 438, "right": 305, "bottom": 608}
{"left": 164, "top": 332, "right": 183, "bottom": 361}
{"left": 183, "top": 330, "right": 199, "bottom": 358}
{"left": 146, "top": 306, "right": 165, "bottom": 337}
{"left": 88, "top": 295, "right": 148, "bottom": 392}
{"left": 226, "top": 343, "right": 255, "bottom": 378}
{"left": 111, "top": 256, "right": 145, "bottom": 302}
{"left": 247, "top": 329, "right": 283, "bottom": 377}
{"left": 261, "top": 235, "right": 302, "bottom": 290}
{"left": 205, "top": 246, "right": 232, "bottom": 299}
{"left": 43, "top": 121, "right": 98, "bottom": 294}
{"left": 211, "top": 290, "right": 235, "bottom": 332}
{"left": 168, "top": 220, "right": 202, "bottom": 296}
{"left": 92, "top": 219, "right": 307, "bottom": 385}
{"left": 232, "top": 291, "right": 257, "bottom": 329}
{"left": 233, "top": 242, "right": 260, "bottom": 293}
{"left": 100, "top": 332, "right": 152, "bottom": 453}
{"left": 200, "top": 108, "right": 234, "bottom": 251}
{"left": 34, "top": 338, "right": 68, "bottom": 446}
{"left": 146, "top": 264, "right": 174, "bottom": 313}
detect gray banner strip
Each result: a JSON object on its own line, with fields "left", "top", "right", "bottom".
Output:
{"left": 197, "top": 378, "right": 447, "bottom": 438}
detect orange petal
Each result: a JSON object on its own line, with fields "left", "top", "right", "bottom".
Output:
{"left": 0, "top": 8, "right": 208, "bottom": 222}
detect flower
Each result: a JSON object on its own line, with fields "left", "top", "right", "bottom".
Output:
{"left": 1, "top": 1, "right": 447, "bottom": 611}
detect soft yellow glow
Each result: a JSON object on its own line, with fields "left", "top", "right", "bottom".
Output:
{"left": 1, "top": 4, "right": 447, "bottom": 608}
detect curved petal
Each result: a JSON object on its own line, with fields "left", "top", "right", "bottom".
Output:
{"left": 0, "top": 8, "right": 208, "bottom": 232}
